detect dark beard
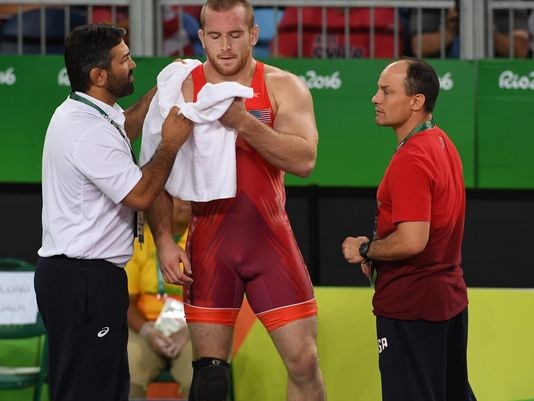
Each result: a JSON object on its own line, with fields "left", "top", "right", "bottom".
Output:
{"left": 107, "top": 71, "right": 134, "bottom": 98}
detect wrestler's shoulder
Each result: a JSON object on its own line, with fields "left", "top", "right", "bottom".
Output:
{"left": 263, "top": 63, "right": 308, "bottom": 92}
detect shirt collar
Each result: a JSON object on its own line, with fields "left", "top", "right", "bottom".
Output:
{"left": 73, "top": 91, "right": 125, "bottom": 126}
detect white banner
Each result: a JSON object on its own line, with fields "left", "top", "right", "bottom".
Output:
{"left": 0, "top": 272, "right": 38, "bottom": 325}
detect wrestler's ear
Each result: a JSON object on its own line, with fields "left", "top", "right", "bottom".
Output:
{"left": 198, "top": 29, "right": 206, "bottom": 49}
{"left": 250, "top": 24, "right": 259, "bottom": 46}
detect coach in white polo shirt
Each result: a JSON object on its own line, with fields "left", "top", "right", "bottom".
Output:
{"left": 34, "top": 24, "right": 192, "bottom": 401}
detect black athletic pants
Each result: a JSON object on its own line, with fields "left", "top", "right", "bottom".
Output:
{"left": 377, "top": 308, "right": 477, "bottom": 401}
{"left": 34, "top": 255, "right": 130, "bottom": 401}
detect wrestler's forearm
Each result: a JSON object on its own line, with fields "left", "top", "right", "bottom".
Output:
{"left": 237, "top": 115, "right": 317, "bottom": 177}
{"left": 147, "top": 190, "right": 175, "bottom": 247}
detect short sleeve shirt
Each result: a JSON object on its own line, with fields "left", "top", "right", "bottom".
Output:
{"left": 372, "top": 126, "right": 468, "bottom": 321}
{"left": 38, "top": 92, "right": 142, "bottom": 267}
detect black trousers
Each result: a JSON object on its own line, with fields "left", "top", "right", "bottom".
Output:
{"left": 34, "top": 255, "right": 130, "bottom": 401}
{"left": 377, "top": 308, "right": 477, "bottom": 401}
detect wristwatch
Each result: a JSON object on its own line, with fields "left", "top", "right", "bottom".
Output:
{"left": 359, "top": 241, "right": 372, "bottom": 261}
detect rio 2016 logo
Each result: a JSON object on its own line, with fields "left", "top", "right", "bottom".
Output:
{"left": 299, "top": 70, "right": 342, "bottom": 90}
{"left": 438, "top": 72, "right": 453, "bottom": 91}
{"left": 0, "top": 67, "right": 16, "bottom": 85}
{"left": 499, "top": 70, "right": 534, "bottom": 90}
{"left": 298, "top": 70, "right": 454, "bottom": 91}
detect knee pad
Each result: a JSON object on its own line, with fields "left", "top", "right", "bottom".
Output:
{"left": 189, "top": 357, "right": 230, "bottom": 401}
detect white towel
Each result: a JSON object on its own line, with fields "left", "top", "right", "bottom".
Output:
{"left": 140, "top": 60, "right": 254, "bottom": 201}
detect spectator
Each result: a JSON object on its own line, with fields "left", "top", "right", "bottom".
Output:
{"left": 493, "top": 8, "right": 529, "bottom": 57}
{"left": 409, "top": 7, "right": 460, "bottom": 57}
{"left": 410, "top": 5, "right": 529, "bottom": 58}
{"left": 126, "top": 198, "right": 193, "bottom": 399}
{"left": 273, "top": 6, "right": 404, "bottom": 58}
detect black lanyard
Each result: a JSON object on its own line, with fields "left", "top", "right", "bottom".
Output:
{"left": 396, "top": 118, "right": 435, "bottom": 151}
{"left": 69, "top": 92, "right": 137, "bottom": 163}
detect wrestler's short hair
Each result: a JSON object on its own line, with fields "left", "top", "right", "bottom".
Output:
{"left": 200, "top": 0, "right": 254, "bottom": 29}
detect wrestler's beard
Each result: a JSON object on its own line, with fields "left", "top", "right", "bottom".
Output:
{"left": 207, "top": 50, "right": 250, "bottom": 78}
{"left": 107, "top": 70, "right": 134, "bottom": 98}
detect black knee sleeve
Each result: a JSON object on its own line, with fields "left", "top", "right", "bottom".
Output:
{"left": 188, "top": 357, "right": 231, "bottom": 401}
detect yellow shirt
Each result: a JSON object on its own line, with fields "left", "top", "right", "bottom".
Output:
{"left": 125, "top": 225, "right": 188, "bottom": 320}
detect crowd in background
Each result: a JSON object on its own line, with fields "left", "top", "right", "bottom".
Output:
{"left": 0, "top": 4, "right": 532, "bottom": 59}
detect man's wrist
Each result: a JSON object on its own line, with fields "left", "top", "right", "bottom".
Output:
{"left": 235, "top": 112, "right": 259, "bottom": 137}
{"left": 359, "top": 240, "right": 373, "bottom": 262}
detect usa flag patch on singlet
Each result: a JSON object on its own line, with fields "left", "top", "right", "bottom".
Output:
{"left": 249, "top": 109, "right": 271, "bottom": 125}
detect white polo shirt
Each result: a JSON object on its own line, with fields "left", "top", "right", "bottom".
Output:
{"left": 38, "top": 92, "right": 142, "bottom": 267}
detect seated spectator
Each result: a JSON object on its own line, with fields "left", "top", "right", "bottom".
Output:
{"left": 273, "top": 6, "right": 404, "bottom": 58}
{"left": 493, "top": 8, "right": 529, "bottom": 57}
{"left": 409, "top": 7, "right": 460, "bottom": 57}
{"left": 126, "top": 198, "right": 193, "bottom": 399}
{"left": 410, "top": 6, "right": 529, "bottom": 58}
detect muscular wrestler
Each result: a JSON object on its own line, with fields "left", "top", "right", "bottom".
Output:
{"left": 146, "top": 1, "right": 326, "bottom": 401}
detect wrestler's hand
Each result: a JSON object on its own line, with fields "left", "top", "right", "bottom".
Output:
{"left": 219, "top": 97, "right": 250, "bottom": 130}
{"left": 158, "top": 239, "right": 193, "bottom": 286}
{"left": 342, "top": 236, "right": 369, "bottom": 264}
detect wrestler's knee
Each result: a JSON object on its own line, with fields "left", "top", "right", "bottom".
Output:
{"left": 188, "top": 357, "right": 230, "bottom": 401}
{"left": 285, "top": 346, "right": 321, "bottom": 384}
